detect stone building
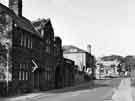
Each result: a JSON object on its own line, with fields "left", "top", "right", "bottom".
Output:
{"left": 0, "top": 0, "right": 40, "bottom": 95}
{"left": 0, "top": 0, "right": 75, "bottom": 96}
{"left": 33, "top": 19, "right": 75, "bottom": 89}
{"left": 32, "top": 18, "right": 57, "bottom": 91}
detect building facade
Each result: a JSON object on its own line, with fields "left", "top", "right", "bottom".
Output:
{"left": 63, "top": 45, "right": 95, "bottom": 79}
{"left": 0, "top": 0, "right": 75, "bottom": 96}
{"left": 96, "top": 59, "right": 120, "bottom": 79}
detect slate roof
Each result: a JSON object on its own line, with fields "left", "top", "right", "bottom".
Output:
{"left": 0, "top": 3, "right": 41, "bottom": 37}
{"left": 63, "top": 45, "right": 87, "bottom": 53}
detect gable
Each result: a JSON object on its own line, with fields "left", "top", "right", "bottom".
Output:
{"left": 63, "top": 45, "right": 86, "bottom": 53}
{"left": 32, "top": 18, "right": 54, "bottom": 38}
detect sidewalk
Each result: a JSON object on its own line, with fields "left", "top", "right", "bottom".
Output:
{"left": 112, "top": 78, "right": 133, "bottom": 101}
{"left": 131, "top": 77, "right": 135, "bottom": 101}
{"left": 6, "top": 80, "right": 95, "bottom": 101}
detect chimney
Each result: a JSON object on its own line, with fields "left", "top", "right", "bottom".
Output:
{"left": 87, "top": 44, "right": 91, "bottom": 54}
{"left": 9, "top": 0, "right": 22, "bottom": 16}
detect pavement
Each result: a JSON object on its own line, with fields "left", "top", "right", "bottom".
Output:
{"left": 0, "top": 80, "right": 95, "bottom": 101}
{"left": 112, "top": 78, "right": 133, "bottom": 101}
{"left": 1, "top": 78, "right": 121, "bottom": 101}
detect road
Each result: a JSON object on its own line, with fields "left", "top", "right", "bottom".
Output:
{"left": 18, "top": 78, "right": 121, "bottom": 101}
{"left": 1, "top": 72, "right": 135, "bottom": 101}
{"left": 4, "top": 77, "right": 135, "bottom": 101}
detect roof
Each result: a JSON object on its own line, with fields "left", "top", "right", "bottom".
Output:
{"left": 63, "top": 45, "right": 87, "bottom": 53}
{"left": 96, "top": 60, "right": 120, "bottom": 66}
{"left": 0, "top": 3, "right": 41, "bottom": 37}
{"left": 32, "top": 18, "right": 55, "bottom": 38}
{"left": 32, "top": 18, "right": 50, "bottom": 30}
{"left": 19, "top": 16, "right": 40, "bottom": 35}
{"left": 63, "top": 58, "right": 74, "bottom": 64}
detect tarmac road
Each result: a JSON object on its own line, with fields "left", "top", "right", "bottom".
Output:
{"left": 22, "top": 78, "right": 121, "bottom": 101}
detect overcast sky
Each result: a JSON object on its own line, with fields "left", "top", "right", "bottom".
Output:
{"left": 1, "top": 0, "right": 135, "bottom": 57}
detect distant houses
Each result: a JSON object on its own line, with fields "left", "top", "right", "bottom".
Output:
{"left": 96, "top": 58, "right": 120, "bottom": 79}
{"left": 63, "top": 45, "right": 96, "bottom": 80}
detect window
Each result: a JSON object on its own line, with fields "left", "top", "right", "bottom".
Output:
{"left": 19, "top": 64, "right": 29, "bottom": 80}
{"left": 48, "top": 40, "right": 51, "bottom": 45}
{"left": 28, "top": 36, "right": 31, "bottom": 49}
{"left": 25, "top": 72, "right": 27, "bottom": 80}
{"left": 19, "top": 64, "right": 22, "bottom": 80}
{"left": 21, "top": 33, "right": 23, "bottom": 47}
{"left": 22, "top": 71, "right": 25, "bottom": 80}
{"left": 45, "top": 71, "right": 48, "bottom": 80}
{"left": 57, "top": 48, "right": 60, "bottom": 56}
{"left": 47, "top": 72, "right": 50, "bottom": 81}
{"left": 27, "top": 36, "right": 30, "bottom": 48}
{"left": 41, "top": 29, "right": 44, "bottom": 37}
{"left": 26, "top": 64, "right": 29, "bottom": 80}
{"left": 20, "top": 33, "right": 33, "bottom": 49}
{"left": 46, "top": 39, "right": 51, "bottom": 45}
{"left": 21, "top": 35, "right": 32, "bottom": 49}
{"left": 26, "top": 35, "right": 29, "bottom": 48}
{"left": 24, "top": 35, "right": 26, "bottom": 48}
{"left": 48, "top": 47, "right": 51, "bottom": 53}
{"left": 50, "top": 72, "right": 52, "bottom": 80}
{"left": 21, "top": 33, "right": 26, "bottom": 48}
{"left": 46, "top": 46, "right": 50, "bottom": 53}
{"left": 30, "top": 37, "right": 33, "bottom": 49}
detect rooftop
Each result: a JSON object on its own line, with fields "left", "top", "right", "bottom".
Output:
{"left": 63, "top": 45, "right": 88, "bottom": 53}
{"left": 0, "top": 3, "right": 41, "bottom": 38}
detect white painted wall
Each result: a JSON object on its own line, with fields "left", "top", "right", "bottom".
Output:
{"left": 63, "top": 53, "right": 86, "bottom": 71}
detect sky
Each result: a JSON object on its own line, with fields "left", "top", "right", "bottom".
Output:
{"left": 1, "top": 0, "right": 135, "bottom": 57}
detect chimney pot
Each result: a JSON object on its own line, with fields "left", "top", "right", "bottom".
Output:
{"left": 9, "top": 0, "right": 22, "bottom": 16}
{"left": 87, "top": 44, "right": 91, "bottom": 54}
